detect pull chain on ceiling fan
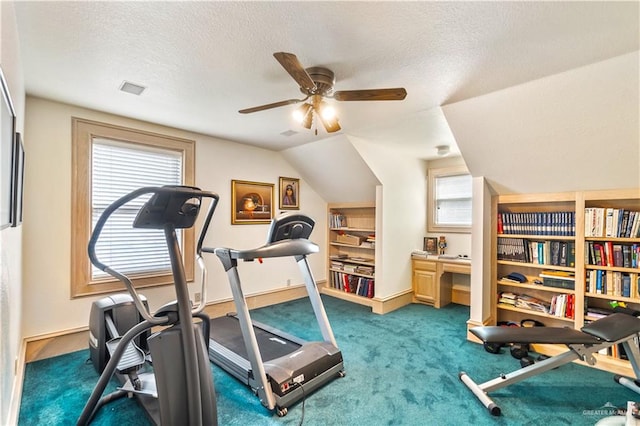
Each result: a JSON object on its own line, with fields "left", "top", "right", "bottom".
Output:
{"left": 239, "top": 52, "right": 407, "bottom": 133}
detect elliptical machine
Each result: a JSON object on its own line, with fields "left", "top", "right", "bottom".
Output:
{"left": 77, "top": 186, "right": 219, "bottom": 425}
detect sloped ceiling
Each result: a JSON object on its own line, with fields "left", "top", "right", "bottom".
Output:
{"left": 13, "top": 1, "right": 640, "bottom": 158}
{"left": 443, "top": 52, "right": 639, "bottom": 195}
{"left": 281, "top": 135, "right": 380, "bottom": 204}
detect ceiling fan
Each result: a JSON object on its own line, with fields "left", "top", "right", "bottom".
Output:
{"left": 239, "top": 52, "right": 407, "bottom": 133}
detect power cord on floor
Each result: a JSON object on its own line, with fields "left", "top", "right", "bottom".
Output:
{"left": 297, "top": 384, "right": 306, "bottom": 426}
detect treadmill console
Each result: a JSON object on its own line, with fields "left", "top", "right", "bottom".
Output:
{"left": 266, "top": 214, "right": 314, "bottom": 243}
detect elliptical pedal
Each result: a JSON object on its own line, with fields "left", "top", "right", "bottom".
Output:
{"left": 106, "top": 337, "right": 146, "bottom": 373}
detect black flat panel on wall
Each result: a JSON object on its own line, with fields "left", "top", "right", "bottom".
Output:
{"left": 0, "top": 66, "right": 15, "bottom": 230}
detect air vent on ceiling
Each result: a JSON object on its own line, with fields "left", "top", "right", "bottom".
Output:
{"left": 280, "top": 130, "right": 298, "bottom": 137}
{"left": 119, "top": 81, "right": 146, "bottom": 96}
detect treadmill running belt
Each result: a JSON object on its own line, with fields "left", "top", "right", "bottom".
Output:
{"left": 210, "top": 315, "right": 301, "bottom": 362}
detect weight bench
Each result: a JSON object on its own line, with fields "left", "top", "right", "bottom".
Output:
{"left": 459, "top": 313, "right": 640, "bottom": 416}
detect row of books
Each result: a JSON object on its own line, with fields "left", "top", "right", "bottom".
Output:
{"left": 497, "top": 238, "right": 575, "bottom": 266}
{"left": 585, "top": 270, "right": 639, "bottom": 298}
{"left": 497, "top": 211, "right": 575, "bottom": 236}
{"left": 499, "top": 291, "right": 574, "bottom": 318}
{"left": 329, "top": 213, "right": 348, "bottom": 228}
{"left": 586, "top": 241, "right": 640, "bottom": 268}
{"left": 499, "top": 292, "right": 549, "bottom": 313}
{"left": 330, "top": 271, "right": 374, "bottom": 298}
{"left": 549, "top": 293, "right": 576, "bottom": 319}
{"left": 585, "top": 207, "right": 640, "bottom": 238}
{"left": 330, "top": 260, "right": 374, "bottom": 276}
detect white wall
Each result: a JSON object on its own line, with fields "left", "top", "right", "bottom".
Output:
{"left": 21, "top": 97, "right": 328, "bottom": 338}
{"left": 349, "top": 135, "right": 428, "bottom": 298}
{"left": 1, "top": 2, "right": 25, "bottom": 423}
{"left": 443, "top": 51, "right": 640, "bottom": 195}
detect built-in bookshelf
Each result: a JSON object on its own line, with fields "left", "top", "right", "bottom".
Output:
{"left": 583, "top": 191, "right": 640, "bottom": 329}
{"left": 495, "top": 192, "right": 578, "bottom": 328}
{"left": 323, "top": 202, "right": 376, "bottom": 305}
{"left": 492, "top": 188, "right": 640, "bottom": 376}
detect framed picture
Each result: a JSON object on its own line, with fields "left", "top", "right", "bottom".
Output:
{"left": 231, "top": 180, "right": 274, "bottom": 224}
{"left": 0, "top": 66, "right": 15, "bottom": 230}
{"left": 11, "top": 132, "right": 24, "bottom": 227}
{"left": 423, "top": 237, "right": 438, "bottom": 254}
{"left": 279, "top": 176, "right": 299, "bottom": 210}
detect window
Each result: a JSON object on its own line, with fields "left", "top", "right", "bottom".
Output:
{"left": 71, "top": 118, "right": 195, "bottom": 297}
{"left": 427, "top": 165, "right": 472, "bottom": 233}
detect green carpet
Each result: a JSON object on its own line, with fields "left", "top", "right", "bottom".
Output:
{"left": 19, "top": 296, "right": 636, "bottom": 425}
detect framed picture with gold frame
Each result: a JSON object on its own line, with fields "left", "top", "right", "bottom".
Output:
{"left": 231, "top": 180, "right": 274, "bottom": 224}
{"left": 279, "top": 176, "right": 299, "bottom": 210}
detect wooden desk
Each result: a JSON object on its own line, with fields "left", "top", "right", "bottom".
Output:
{"left": 411, "top": 256, "right": 471, "bottom": 308}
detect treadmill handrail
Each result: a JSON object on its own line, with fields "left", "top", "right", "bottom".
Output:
{"left": 203, "top": 239, "right": 319, "bottom": 262}
{"left": 88, "top": 186, "right": 219, "bottom": 323}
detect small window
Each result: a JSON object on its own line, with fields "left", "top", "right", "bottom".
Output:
{"left": 427, "top": 166, "right": 472, "bottom": 233}
{"left": 71, "top": 118, "right": 195, "bottom": 297}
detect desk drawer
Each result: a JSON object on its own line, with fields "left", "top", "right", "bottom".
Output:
{"left": 412, "top": 259, "right": 437, "bottom": 271}
{"left": 442, "top": 263, "right": 471, "bottom": 274}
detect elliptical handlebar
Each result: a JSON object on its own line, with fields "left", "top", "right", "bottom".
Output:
{"left": 88, "top": 185, "right": 219, "bottom": 323}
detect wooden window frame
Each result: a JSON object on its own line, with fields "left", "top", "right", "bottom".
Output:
{"left": 427, "top": 165, "right": 472, "bottom": 234}
{"left": 71, "top": 118, "right": 195, "bottom": 298}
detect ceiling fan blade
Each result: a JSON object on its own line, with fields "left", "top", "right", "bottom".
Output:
{"left": 333, "top": 88, "right": 407, "bottom": 102}
{"left": 238, "top": 98, "right": 302, "bottom": 114}
{"left": 273, "top": 52, "right": 316, "bottom": 92}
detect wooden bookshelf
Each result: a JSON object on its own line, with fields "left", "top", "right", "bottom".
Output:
{"left": 492, "top": 188, "right": 640, "bottom": 377}
{"left": 323, "top": 202, "right": 376, "bottom": 305}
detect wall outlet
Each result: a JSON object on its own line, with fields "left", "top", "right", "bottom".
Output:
{"left": 194, "top": 292, "right": 201, "bottom": 302}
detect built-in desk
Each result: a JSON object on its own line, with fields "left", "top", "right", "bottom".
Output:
{"left": 411, "top": 256, "right": 471, "bottom": 308}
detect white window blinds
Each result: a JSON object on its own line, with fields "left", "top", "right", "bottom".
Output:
{"left": 91, "top": 139, "right": 183, "bottom": 279}
{"left": 435, "top": 173, "right": 472, "bottom": 226}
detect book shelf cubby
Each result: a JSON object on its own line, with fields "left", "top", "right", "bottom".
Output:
{"left": 493, "top": 188, "right": 640, "bottom": 376}
{"left": 324, "top": 202, "right": 376, "bottom": 305}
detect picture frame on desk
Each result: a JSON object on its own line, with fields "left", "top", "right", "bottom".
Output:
{"left": 278, "top": 176, "right": 299, "bottom": 210}
{"left": 424, "top": 237, "right": 438, "bottom": 254}
{"left": 231, "top": 179, "right": 274, "bottom": 225}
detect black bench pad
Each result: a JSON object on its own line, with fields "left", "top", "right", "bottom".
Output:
{"left": 581, "top": 312, "right": 640, "bottom": 342}
{"left": 471, "top": 313, "right": 640, "bottom": 345}
{"left": 471, "top": 326, "right": 601, "bottom": 344}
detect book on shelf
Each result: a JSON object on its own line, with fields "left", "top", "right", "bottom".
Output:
{"left": 330, "top": 271, "right": 374, "bottom": 299}
{"left": 539, "top": 271, "right": 575, "bottom": 290}
{"left": 497, "top": 238, "right": 575, "bottom": 266}
{"left": 514, "top": 294, "right": 550, "bottom": 313}
{"left": 549, "top": 293, "right": 574, "bottom": 318}
{"left": 585, "top": 207, "right": 640, "bottom": 238}
{"left": 329, "top": 212, "right": 348, "bottom": 228}
{"left": 586, "top": 242, "right": 640, "bottom": 268}
{"left": 499, "top": 292, "right": 551, "bottom": 314}
{"left": 497, "top": 211, "right": 575, "bottom": 236}
{"left": 586, "top": 270, "right": 638, "bottom": 297}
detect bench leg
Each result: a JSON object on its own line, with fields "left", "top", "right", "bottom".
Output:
{"left": 460, "top": 349, "right": 580, "bottom": 415}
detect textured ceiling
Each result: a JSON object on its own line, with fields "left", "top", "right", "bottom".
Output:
{"left": 13, "top": 1, "right": 640, "bottom": 156}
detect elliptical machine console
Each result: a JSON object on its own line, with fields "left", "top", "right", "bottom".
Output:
{"left": 78, "top": 186, "right": 219, "bottom": 426}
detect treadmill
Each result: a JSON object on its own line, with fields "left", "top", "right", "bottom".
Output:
{"left": 200, "top": 213, "right": 345, "bottom": 417}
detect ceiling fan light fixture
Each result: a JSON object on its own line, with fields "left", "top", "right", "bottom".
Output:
{"left": 293, "top": 103, "right": 313, "bottom": 129}
{"left": 292, "top": 103, "right": 312, "bottom": 123}
{"left": 318, "top": 101, "right": 336, "bottom": 120}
